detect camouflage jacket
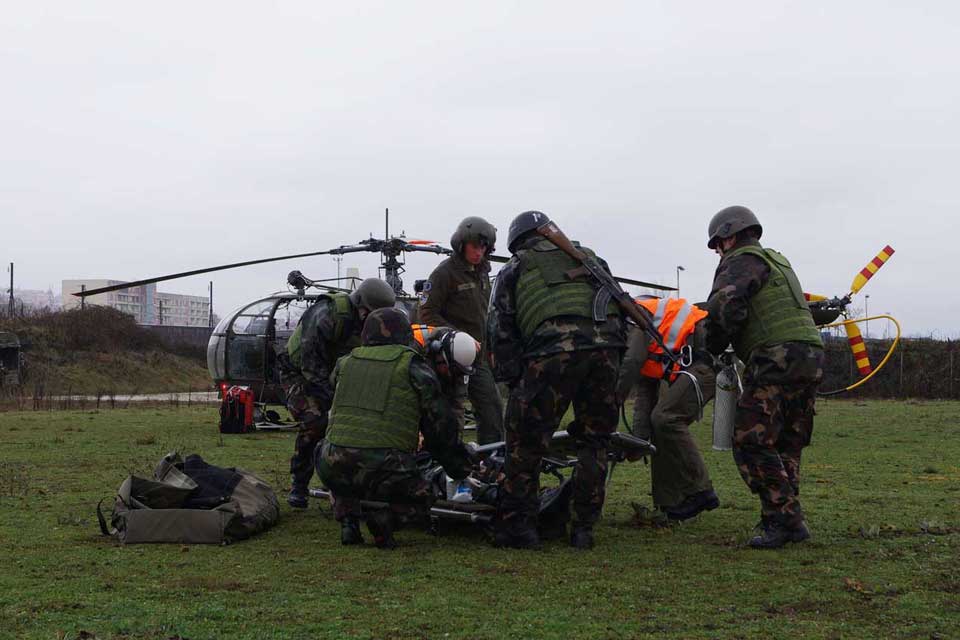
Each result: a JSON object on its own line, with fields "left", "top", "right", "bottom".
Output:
{"left": 706, "top": 239, "right": 823, "bottom": 384}
{"left": 705, "top": 239, "right": 771, "bottom": 356}
{"left": 331, "top": 352, "right": 472, "bottom": 479}
{"left": 419, "top": 253, "right": 492, "bottom": 348}
{"left": 486, "top": 235, "right": 626, "bottom": 382}
{"left": 298, "top": 297, "right": 360, "bottom": 409}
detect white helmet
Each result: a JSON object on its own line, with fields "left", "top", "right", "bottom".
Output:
{"left": 439, "top": 331, "right": 480, "bottom": 375}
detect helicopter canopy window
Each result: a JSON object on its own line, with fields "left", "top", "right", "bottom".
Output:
{"left": 274, "top": 299, "right": 313, "bottom": 337}
{"left": 227, "top": 335, "right": 264, "bottom": 381}
{"left": 221, "top": 299, "right": 273, "bottom": 381}
{"left": 230, "top": 300, "right": 275, "bottom": 336}
{"left": 207, "top": 332, "right": 227, "bottom": 381}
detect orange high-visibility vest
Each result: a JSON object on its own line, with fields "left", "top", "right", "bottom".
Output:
{"left": 635, "top": 298, "right": 708, "bottom": 381}
{"left": 411, "top": 324, "right": 436, "bottom": 349}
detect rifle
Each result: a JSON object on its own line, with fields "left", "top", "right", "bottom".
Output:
{"left": 535, "top": 221, "right": 681, "bottom": 368}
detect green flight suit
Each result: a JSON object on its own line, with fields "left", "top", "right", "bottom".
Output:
{"left": 619, "top": 323, "right": 715, "bottom": 510}
{"left": 420, "top": 253, "right": 503, "bottom": 445}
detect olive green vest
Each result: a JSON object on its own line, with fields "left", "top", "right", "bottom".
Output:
{"left": 326, "top": 345, "right": 421, "bottom": 451}
{"left": 286, "top": 293, "right": 356, "bottom": 370}
{"left": 515, "top": 240, "right": 616, "bottom": 339}
{"left": 725, "top": 245, "right": 823, "bottom": 361}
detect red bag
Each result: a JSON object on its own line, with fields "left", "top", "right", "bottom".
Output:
{"left": 219, "top": 386, "right": 255, "bottom": 434}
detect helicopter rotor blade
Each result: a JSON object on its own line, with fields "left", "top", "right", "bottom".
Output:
{"left": 326, "top": 243, "right": 385, "bottom": 255}
{"left": 73, "top": 249, "right": 339, "bottom": 297}
{"left": 843, "top": 319, "right": 873, "bottom": 376}
{"left": 614, "top": 276, "right": 677, "bottom": 292}
{"left": 849, "top": 245, "right": 895, "bottom": 296}
{"left": 402, "top": 243, "right": 452, "bottom": 255}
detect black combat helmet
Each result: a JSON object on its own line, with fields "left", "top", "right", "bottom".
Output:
{"left": 348, "top": 278, "right": 396, "bottom": 312}
{"left": 507, "top": 210, "right": 551, "bottom": 253}
{"left": 707, "top": 206, "right": 763, "bottom": 249}
{"left": 450, "top": 216, "right": 497, "bottom": 254}
{"left": 362, "top": 307, "right": 414, "bottom": 346}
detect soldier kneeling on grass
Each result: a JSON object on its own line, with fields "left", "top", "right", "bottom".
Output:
{"left": 315, "top": 308, "right": 473, "bottom": 549}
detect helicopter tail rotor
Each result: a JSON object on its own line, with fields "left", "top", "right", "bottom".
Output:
{"left": 843, "top": 319, "right": 873, "bottom": 376}
{"left": 850, "top": 245, "right": 895, "bottom": 296}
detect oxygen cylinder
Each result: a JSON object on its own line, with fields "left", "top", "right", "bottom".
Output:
{"left": 712, "top": 362, "right": 740, "bottom": 451}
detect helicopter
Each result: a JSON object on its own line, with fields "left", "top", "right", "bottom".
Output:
{"left": 74, "top": 209, "right": 676, "bottom": 404}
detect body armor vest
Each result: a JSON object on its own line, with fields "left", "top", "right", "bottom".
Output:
{"left": 725, "top": 245, "right": 823, "bottom": 361}
{"left": 326, "top": 344, "right": 421, "bottom": 451}
{"left": 515, "top": 240, "right": 616, "bottom": 339}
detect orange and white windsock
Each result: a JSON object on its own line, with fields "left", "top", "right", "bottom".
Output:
{"left": 850, "top": 245, "right": 895, "bottom": 295}
{"left": 843, "top": 320, "right": 872, "bottom": 376}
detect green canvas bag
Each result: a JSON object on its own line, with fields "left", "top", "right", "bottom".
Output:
{"left": 98, "top": 452, "right": 280, "bottom": 544}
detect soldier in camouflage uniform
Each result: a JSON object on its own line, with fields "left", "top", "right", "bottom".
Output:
{"left": 704, "top": 206, "right": 825, "bottom": 549}
{"left": 420, "top": 217, "right": 504, "bottom": 445}
{"left": 316, "top": 308, "right": 473, "bottom": 548}
{"left": 487, "top": 211, "right": 625, "bottom": 550}
{"left": 280, "top": 278, "right": 396, "bottom": 509}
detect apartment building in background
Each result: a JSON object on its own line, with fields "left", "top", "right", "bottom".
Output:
{"left": 62, "top": 280, "right": 210, "bottom": 327}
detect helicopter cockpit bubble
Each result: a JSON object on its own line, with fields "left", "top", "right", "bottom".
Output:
{"left": 207, "top": 292, "right": 323, "bottom": 403}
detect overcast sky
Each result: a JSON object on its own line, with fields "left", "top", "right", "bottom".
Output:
{"left": 2, "top": 2, "right": 956, "bottom": 337}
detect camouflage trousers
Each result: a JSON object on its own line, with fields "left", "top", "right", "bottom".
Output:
{"left": 453, "top": 359, "right": 504, "bottom": 446}
{"left": 501, "top": 349, "right": 621, "bottom": 529}
{"left": 315, "top": 442, "right": 434, "bottom": 524}
{"left": 632, "top": 361, "right": 716, "bottom": 509}
{"left": 286, "top": 382, "right": 328, "bottom": 487}
{"left": 733, "top": 347, "right": 824, "bottom": 527}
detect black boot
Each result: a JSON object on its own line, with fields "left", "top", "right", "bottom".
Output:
{"left": 569, "top": 525, "right": 595, "bottom": 550}
{"left": 366, "top": 510, "right": 398, "bottom": 550}
{"left": 287, "top": 482, "right": 309, "bottom": 509}
{"left": 538, "top": 521, "right": 568, "bottom": 541}
{"left": 664, "top": 490, "right": 720, "bottom": 521}
{"left": 492, "top": 516, "right": 542, "bottom": 550}
{"left": 749, "top": 520, "right": 810, "bottom": 549}
{"left": 288, "top": 445, "right": 315, "bottom": 509}
{"left": 340, "top": 518, "right": 364, "bottom": 546}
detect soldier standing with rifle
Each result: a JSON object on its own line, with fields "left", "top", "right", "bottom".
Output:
{"left": 487, "top": 211, "right": 628, "bottom": 550}
{"left": 704, "top": 206, "right": 825, "bottom": 549}
{"left": 280, "top": 277, "right": 396, "bottom": 509}
{"left": 420, "top": 217, "right": 504, "bottom": 445}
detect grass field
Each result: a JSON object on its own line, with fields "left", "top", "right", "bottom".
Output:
{"left": 1, "top": 400, "right": 958, "bottom": 639}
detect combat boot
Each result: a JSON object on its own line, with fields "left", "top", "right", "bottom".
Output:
{"left": 287, "top": 483, "right": 309, "bottom": 509}
{"left": 749, "top": 520, "right": 810, "bottom": 549}
{"left": 538, "top": 521, "right": 568, "bottom": 541}
{"left": 366, "top": 510, "right": 398, "bottom": 550}
{"left": 340, "top": 518, "right": 364, "bottom": 546}
{"left": 492, "top": 515, "right": 542, "bottom": 550}
{"left": 569, "top": 525, "right": 594, "bottom": 550}
{"left": 664, "top": 490, "right": 720, "bottom": 521}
